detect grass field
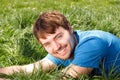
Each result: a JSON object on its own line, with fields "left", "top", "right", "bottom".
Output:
{"left": 0, "top": 0, "right": 120, "bottom": 79}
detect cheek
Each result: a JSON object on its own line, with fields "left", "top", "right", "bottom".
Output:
{"left": 67, "top": 37, "right": 74, "bottom": 49}
{"left": 61, "top": 35, "right": 70, "bottom": 43}
{"left": 44, "top": 47, "right": 52, "bottom": 53}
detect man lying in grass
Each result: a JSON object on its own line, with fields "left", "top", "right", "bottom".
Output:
{"left": 0, "top": 11, "right": 120, "bottom": 79}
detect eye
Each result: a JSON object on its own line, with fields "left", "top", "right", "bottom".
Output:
{"left": 56, "top": 34, "right": 62, "bottom": 39}
{"left": 43, "top": 43, "right": 50, "bottom": 48}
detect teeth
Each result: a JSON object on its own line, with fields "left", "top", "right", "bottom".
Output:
{"left": 57, "top": 48, "right": 65, "bottom": 54}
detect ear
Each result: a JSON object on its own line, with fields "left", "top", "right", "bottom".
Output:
{"left": 68, "top": 25, "right": 74, "bottom": 33}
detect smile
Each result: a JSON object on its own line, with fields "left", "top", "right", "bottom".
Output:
{"left": 57, "top": 48, "right": 66, "bottom": 55}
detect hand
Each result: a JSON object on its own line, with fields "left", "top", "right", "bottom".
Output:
{"left": 0, "top": 78, "right": 10, "bottom": 80}
{"left": 60, "top": 71, "right": 73, "bottom": 80}
{"left": 61, "top": 74, "right": 72, "bottom": 80}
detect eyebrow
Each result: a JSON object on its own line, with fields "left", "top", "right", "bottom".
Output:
{"left": 43, "top": 42, "right": 50, "bottom": 46}
{"left": 54, "top": 32, "right": 62, "bottom": 39}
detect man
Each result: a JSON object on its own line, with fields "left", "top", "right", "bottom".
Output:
{"left": 0, "top": 11, "right": 120, "bottom": 78}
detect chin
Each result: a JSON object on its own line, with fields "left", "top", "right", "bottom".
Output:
{"left": 60, "top": 56, "right": 70, "bottom": 60}
{"left": 57, "top": 53, "right": 71, "bottom": 60}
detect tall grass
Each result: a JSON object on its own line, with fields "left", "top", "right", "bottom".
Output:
{"left": 0, "top": 0, "right": 120, "bottom": 79}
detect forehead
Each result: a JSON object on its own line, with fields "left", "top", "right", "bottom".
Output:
{"left": 39, "top": 27, "right": 66, "bottom": 44}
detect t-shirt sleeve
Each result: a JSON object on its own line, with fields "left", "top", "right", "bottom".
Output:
{"left": 72, "top": 37, "right": 107, "bottom": 68}
{"left": 44, "top": 53, "right": 65, "bottom": 66}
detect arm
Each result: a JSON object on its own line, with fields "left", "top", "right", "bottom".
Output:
{"left": 63, "top": 38, "right": 106, "bottom": 78}
{"left": 0, "top": 78, "right": 10, "bottom": 80}
{"left": 62, "top": 64, "right": 93, "bottom": 78}
{"left": 0, "top": 58, "right": 57, "bottom": 75}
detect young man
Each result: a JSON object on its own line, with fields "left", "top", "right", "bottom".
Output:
{"left": 0, "top": 11, "right": 120, "bottom": 78}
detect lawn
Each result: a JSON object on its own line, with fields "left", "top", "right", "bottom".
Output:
{"left": 0, "top": 0, "right": 120, "bottom": 79}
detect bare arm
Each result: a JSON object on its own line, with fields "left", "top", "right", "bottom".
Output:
{"left": 0, "top": 58, "right": 57, "bottom": 75}
{"left": 62, "top": 64, "right": 93, "bottom": 78}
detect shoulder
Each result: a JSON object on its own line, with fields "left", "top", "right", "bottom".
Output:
{"left": 74, "top": 30, "right": 109, "bottom": 50}
{"left": 75, "top": 30, "right": 108, "bottom": 40}
{"left": 72, "top": 34, "right": 108, "bottom": 68}
{"left": 75, "top": 36, "right": 107, "bottom": 51}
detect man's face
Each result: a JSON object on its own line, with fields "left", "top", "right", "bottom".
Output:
{"left": 39, "top": 27, "right": 76, "bottom": 60}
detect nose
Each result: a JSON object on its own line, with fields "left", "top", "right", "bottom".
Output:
{"left": 52, "top": 41, "right": 61, "bottom": 51}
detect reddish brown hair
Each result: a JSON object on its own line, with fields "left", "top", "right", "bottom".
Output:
{"left": 33, "top": 11, "right": 71, "bottom": 41}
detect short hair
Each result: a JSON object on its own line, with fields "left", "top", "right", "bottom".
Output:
{"left": 33, "top": 11, "right": 71, "bottom": 41}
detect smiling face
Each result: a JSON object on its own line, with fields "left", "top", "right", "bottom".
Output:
{"left": 39, "top": 27, "right": 76, "bottom": 60}
{"left": 33, "top": 11, "right": 77, "bottom": 60}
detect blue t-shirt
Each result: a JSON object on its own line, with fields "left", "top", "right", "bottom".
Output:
{"left": 45, "top": 30, "right": 120, "bottom": 75}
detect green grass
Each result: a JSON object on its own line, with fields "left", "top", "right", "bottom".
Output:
{"left": 0, "top": 0, "right": 120, "bottom": 79}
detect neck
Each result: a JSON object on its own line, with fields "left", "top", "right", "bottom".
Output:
{"left": 73, "top": 31, "right": 78, "bottom": 46}
{"left": 69, "top": 31, "right": 78, "bottom": 59}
